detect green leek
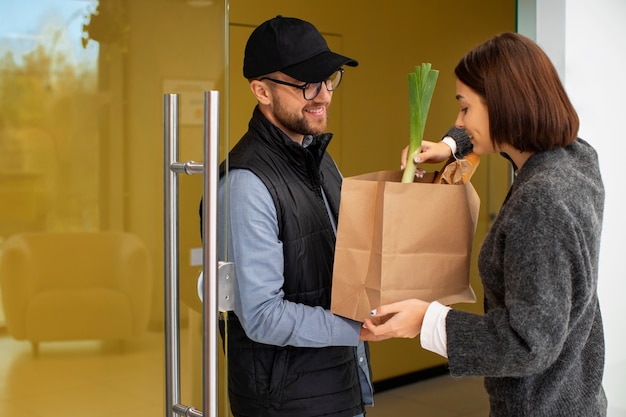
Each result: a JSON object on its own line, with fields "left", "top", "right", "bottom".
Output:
{"left": 401, "top": 63, "right": 439, "bottom": 183}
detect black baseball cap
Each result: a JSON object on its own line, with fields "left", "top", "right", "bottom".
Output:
{"left": 243, "top": 15, "right": 358, "bottom": 83}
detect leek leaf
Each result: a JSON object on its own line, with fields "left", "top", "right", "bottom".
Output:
{"left": 402, "top": 63, "right": 439, "bottom": 183}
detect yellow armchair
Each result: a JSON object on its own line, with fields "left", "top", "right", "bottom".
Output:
{"left": 0, "top": 231, "right": 153, "bottom": 355}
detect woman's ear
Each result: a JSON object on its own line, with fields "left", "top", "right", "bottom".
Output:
{"left": 250, "top": 80, "right": 271, "bottom": 104}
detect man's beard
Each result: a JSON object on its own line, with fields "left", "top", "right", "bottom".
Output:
{"left": 272, "top": 97, "right": 328, "bottom": 137}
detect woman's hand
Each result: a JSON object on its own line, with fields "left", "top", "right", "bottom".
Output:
{"left": 400, "top": 140, "right": 454, "bottom": 170}
{"left": 360, "top": 299, "right": 430, "bottom": 341}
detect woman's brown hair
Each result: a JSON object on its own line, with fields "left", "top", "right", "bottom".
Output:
{"left": 455, "top": 32, "right": 579, "bottom": 152}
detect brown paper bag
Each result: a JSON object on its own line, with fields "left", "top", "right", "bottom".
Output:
{"left": 331, "top": 165, "right": 480, "bottom": 321}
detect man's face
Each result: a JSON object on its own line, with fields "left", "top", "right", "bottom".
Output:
{"left": 264, "top": 74, "right": 333, "bottom": 139}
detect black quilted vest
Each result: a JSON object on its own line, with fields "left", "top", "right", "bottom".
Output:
{"left": 223, "top": 107, "right": 362, "bottom": 417}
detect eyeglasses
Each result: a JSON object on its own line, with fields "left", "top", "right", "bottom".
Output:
{"left": 259, "top": 69, "right": 344, "bottom": 100}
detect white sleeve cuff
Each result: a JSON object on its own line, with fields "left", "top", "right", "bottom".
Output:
{"left": 441, "top": 137, "right": 458, "bottom": 160}
{"left": 420, "top": 301, "right": 451, "bottom": 358}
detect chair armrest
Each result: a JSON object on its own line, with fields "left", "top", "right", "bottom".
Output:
{"left": 115, "top": 234, "right": 153, "bottom": 332}
{"left": 0, "top": 236, "right": 37, "bottom": 339}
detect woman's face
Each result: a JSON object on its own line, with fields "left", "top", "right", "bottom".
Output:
{"left": 454, "top": 79, "right": 495, "bottom": 155}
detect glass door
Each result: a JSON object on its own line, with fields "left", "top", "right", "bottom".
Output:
{"left": 0, "top": 0, "right": 227, "bottom": 415}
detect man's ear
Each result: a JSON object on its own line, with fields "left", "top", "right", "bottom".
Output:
{"left": 250, "top": 80, "right": 271, "bottom": 104}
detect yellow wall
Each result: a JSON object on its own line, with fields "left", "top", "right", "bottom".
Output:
{"left": 226, "top": 0, "right": 516, "bottom": 380}
{"left": 230, "top": 2, "right": 515, "bottom": 174}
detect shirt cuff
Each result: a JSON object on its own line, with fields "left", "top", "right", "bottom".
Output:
{"left": 441, "top": 137, "right": 458, "bottom": 160}
{"left": 420, "top": 301, "right": 451, "bottom": 358}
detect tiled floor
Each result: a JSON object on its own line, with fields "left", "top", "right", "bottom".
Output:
{"left": 0, "top": 327, "right": 490, "bottom": 417}
{"left": 3, "top": 327, "right": 626, "bottom": 417}
{"left": 368, "top": 375, "right": 489, "bottom": 416}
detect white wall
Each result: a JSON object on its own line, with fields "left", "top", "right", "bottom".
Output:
{"left": 520, "top": 0, "right": 626, "bottom": 415}
{"left": 567, "top": 2, "right": 626, "bottom": 415}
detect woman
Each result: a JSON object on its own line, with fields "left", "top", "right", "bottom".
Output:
{"left": 362, "top": 32, "right": 607, "bottom": 416}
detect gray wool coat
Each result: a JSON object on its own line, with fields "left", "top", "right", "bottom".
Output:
{"left": 446, "top": 138, "right": 607, "bottom": 416}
